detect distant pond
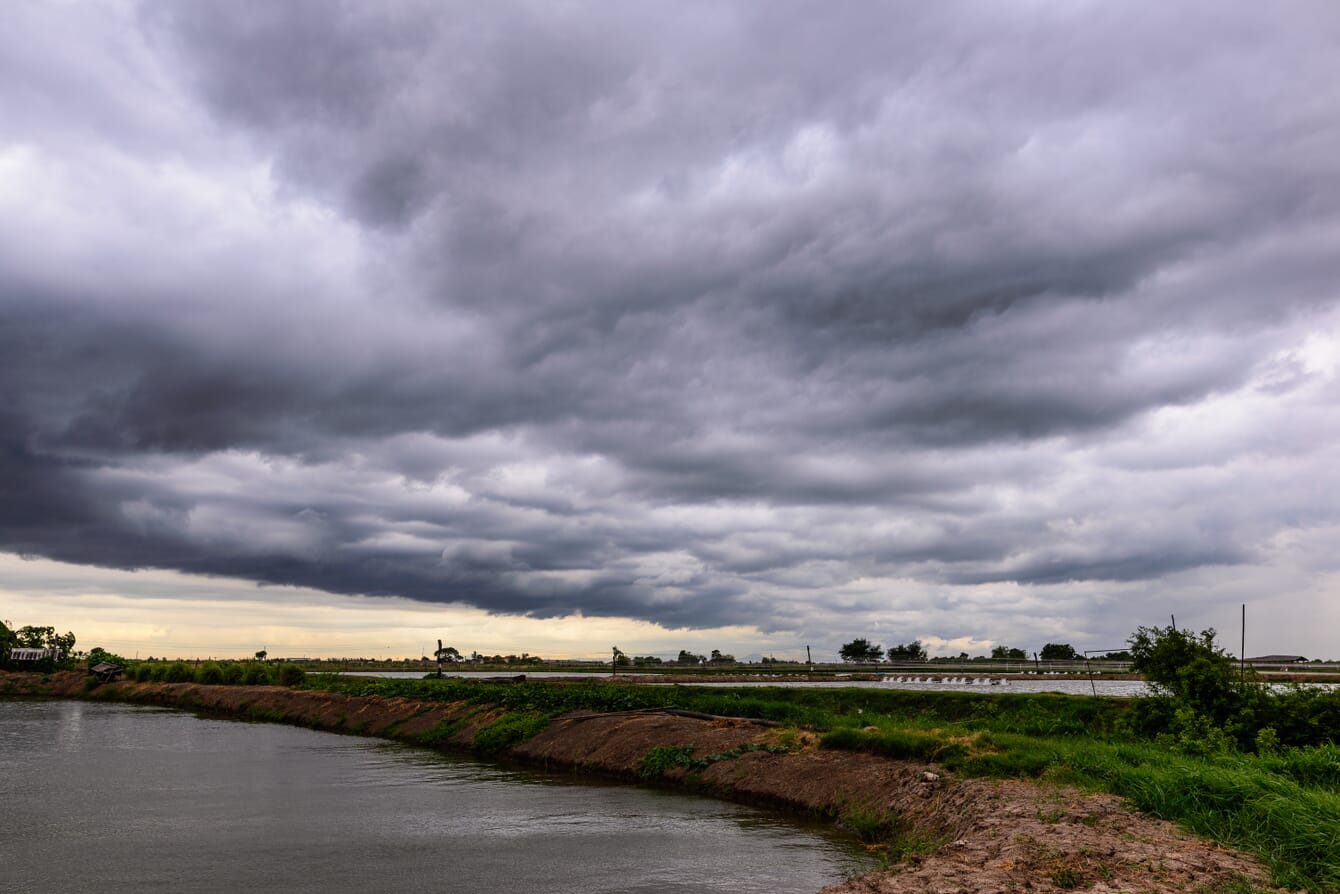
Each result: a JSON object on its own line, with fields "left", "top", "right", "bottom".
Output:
{"left": 342, "top": 669, "right": 1152, "bottom": 696}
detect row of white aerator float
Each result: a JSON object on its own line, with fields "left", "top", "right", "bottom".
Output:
{"left": 881, "top": 675, "right": 1007, "bottom": 685}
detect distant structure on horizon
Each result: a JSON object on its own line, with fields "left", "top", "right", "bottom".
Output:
{"left": 9, "top": 647, "right": 62, "bottom": 662}
{"left": 1245, "top": 654, "right": 1308, "bottom": 664}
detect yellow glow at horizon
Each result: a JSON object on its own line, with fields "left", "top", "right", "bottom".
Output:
{"left": 0, "top": 553, "right": 780, "bottom": 661}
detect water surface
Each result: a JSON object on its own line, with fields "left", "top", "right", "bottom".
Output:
{"left": 347, "top": 669, "right": 1151, "bottom": 695}
{"left": 0, "top": 700, "right": 869, "bottom": 894}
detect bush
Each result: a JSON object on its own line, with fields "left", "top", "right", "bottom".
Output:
{"left": 195, "top": 662, "right": 225, "bottom": 685}
{"left": 85, "top": 646, "right": 131, "bottom": 669}
{"left": 241, "top": 662, "right": 272, "bottom": 686}
{"left": 134, "top": 664, "right": 154, "bottom": 682}
{"left": 1128, "top": 625, "right": 1340, "bottom": 751}
{"left": 276, "top": 664, "right": 306, "bottom": 687}
{"left": 1129, "top": 626, "right": 1243, "bottom": 707}
{"left": 221, "top": 663, "right": 244, "bottom": 685}
{"left": 162, "top": 661, "right": 194, "bottom": 683}
{"left": 638, "top": 744, "right": 698, "bottom": 779}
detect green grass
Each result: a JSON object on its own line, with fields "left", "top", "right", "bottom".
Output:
{"left": 1056, "top": 744, "right": 1340, "bottom": 893}
{"left": 638, "top": 744, "right": 698, "bottom": 779}
{"left": 471, "top": 712, "right": 551, "bottom": 756}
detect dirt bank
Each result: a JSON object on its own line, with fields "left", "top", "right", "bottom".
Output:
{"left": 1, "top": 671, "right": 1286, "bottom": 893}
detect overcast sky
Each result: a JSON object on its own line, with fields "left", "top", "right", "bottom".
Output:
{"left": 3, "top": 2, "right": 1338, "bottom": 660}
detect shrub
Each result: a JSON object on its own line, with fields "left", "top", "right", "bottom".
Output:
{"left": 638, "top": 744, "right": 698, "bottom": 779}
{"left": 221, "top": 663, "right": 244, "bottom": 685}
{"left": 241, "top": 662, "right": 272, "bottom": 686}
{"left": 276, "top": 664, "right": 306, "bottom": 687}
{"left": 162, "top": 661, "right": 194, "bottom": 683}
{"left": 134, "top": 664, "right": 153, "bottom": 682}
{"left": 1128, "top": 625, "right": 1246, "bottom": 722}
{"left": 195, "top": 662, "right": 225, "bottom": 685}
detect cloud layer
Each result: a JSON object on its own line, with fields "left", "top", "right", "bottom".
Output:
{"left": 3, "top": 2, "right": 1339, "bottom": 653}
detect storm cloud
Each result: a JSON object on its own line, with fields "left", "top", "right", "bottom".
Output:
{"left": 3, "top": 1, "right": 1338, "bottom": 652}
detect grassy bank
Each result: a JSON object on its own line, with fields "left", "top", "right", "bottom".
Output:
{"left": 305, "top": 674, "right": 1338, "bottom": 892}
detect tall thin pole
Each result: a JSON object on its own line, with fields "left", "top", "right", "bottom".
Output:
{"left": 1241, "top": 604, "right": 1246, "bottom": 682}
{"left": 1170, "top": 614, "right": 1176, "bottom": 631}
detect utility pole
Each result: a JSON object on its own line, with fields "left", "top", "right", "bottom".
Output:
{"left": 1241, "top": 604, "right": 1246, "bottom": 682}
{"left": 437, "top": 638, "right": 443, "bottom": 679}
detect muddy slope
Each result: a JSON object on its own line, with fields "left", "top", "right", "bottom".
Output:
{"left": 1, "top": 672, "right": 1286, "bottom": 893}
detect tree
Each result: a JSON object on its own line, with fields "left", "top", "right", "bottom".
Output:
{"left": 839, "top": 638, "right": 884, "bottom": 663}
{"left": 0, "top": 620, "right": 15, "bottom": 668}
{"left": 886, "top": 641, "right": 928, "bottom": 662}
{"left": 990, "top": 645, "right": 1027, "bottom": 660}
{"left": 435, "top": 645, "right": 462, "bottom": 663}
{"left": 709, "top": 649, "right": 736, "bottom": 664}
{"left": 255, "top": 649, "right": 268, "bottom": 661}
{"left": 676, "top": 650, "right": 706, "bottom": 666}
{"left": 13, "top": 625, "right": 76, "bottom": 668}
{"left": 1040, "top": 643, "right": 1080, "bottom": 661}
{"left": 86, "top": 646, "right": 129, "bottom": 668}
{"left": 1127, "top": 625, "right": 1245, "bottom": 722}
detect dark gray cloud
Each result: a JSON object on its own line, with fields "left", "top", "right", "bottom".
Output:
{"left": 2, "top": 1, "right": 1338, "bottom": 650}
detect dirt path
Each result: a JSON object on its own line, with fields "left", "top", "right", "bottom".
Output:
{"left": 1, "top": 672, "right": 1288, "bottom": 893}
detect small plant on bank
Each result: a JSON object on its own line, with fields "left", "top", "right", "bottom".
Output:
{"left": 638, "top": 745, "right": 698, "bottom": 779}
{"left": 1048, "top": 865, "right": 1082, "bottom": 889}
{"left": 472, "top": 712, "right": 550, "bottom": 756}
{"left": 838, "top": 806, "right": 896, "bottom": 844}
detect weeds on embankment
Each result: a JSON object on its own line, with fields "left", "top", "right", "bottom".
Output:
{"left": 120, "top": 659, "right": 307, "bottom": 688}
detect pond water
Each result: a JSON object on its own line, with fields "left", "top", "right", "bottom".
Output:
{"left": 0, "top": 700, "right": 870, "bottom": 894}
{"left": 344, "top": 669, "right": 1151, "bottom": 696}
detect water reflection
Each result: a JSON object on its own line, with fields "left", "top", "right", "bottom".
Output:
{"left": 0, "top": 700, "right": 869, "bottom": 894}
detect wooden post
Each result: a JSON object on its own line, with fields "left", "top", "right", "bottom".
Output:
{"left": 437, "top": 638, "right": 443, "bottom": 679}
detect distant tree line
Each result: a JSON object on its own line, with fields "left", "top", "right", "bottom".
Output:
{"left": 837, "top": 637, "right": 1133, "bottom": 663}
{"left": 838, "top": 638, "right": 929, "bottom": 663}
{"left": 433, "top": 645, "right": 543, "bottom": 666}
